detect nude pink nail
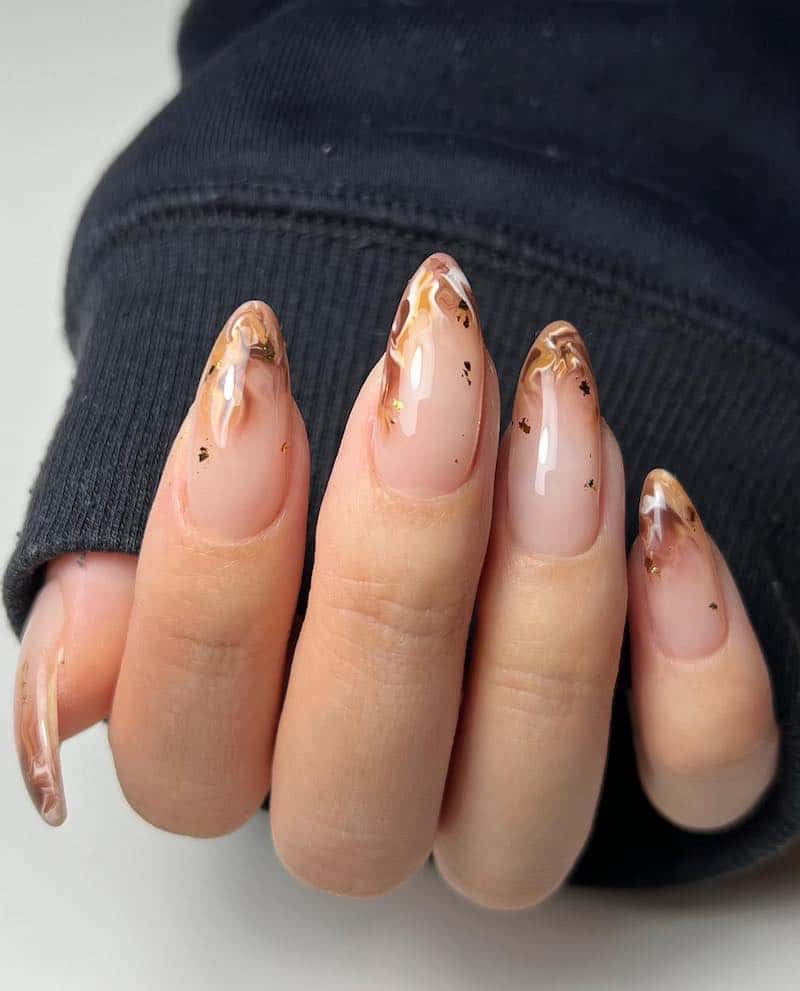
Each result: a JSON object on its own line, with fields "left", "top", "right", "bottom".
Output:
{"left": 507, "top": 322, "right": 601, "bottom": 555}
{"left": 373, "top": 253, "right": 485, "bottom": 497}
{"left": 187, "top": 301, "right": 292, "bottom": 539}
{"left": 639, "top": 469, "right": 727, "bottom": 657}
{"left": 14, "top": 580, "right": 67, "bottom": 827}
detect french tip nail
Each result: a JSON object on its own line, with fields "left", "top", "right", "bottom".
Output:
{"left": 507, "top": 320, "right": 601, "bottom": 556}
{"left": 14, "top": 580, "right": 68, "bottom": 827}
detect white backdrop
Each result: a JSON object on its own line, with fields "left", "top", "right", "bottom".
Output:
{"left": 1, "top": 4, "right": 798, "bottom": 988}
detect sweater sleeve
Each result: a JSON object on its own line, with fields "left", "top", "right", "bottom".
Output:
{"left": 5, "top": 0, "right": 800, "bottom": 886}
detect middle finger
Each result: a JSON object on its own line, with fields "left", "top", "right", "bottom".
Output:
{"left": 270, "top": 254, "right": 500, "bottom": 896}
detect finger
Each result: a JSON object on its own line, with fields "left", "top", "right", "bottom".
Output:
{"left": 109, "top": 301, "right": 309, "bottom": 837}
{"left": 14, "top": 551, "right": 135, "bottom": 826}
{"left": 628, "top": 469, "right": 779, "bottom": 831}
{"left": 434, "top": 322, "right": 627, "bottom": 910}
{"left": 270, "top": 254, "right": 500, "bottom": 896}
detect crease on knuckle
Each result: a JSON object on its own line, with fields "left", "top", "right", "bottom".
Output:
{"left": 484, "top": 649, "right": 606, "bottom": 722}
{"left": 156, "top": 625, "right": 252, "bottom": 679}
{"left": 314, "top": 570, "right": 470, "bottom": 688}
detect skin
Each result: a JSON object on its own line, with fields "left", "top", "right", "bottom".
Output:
{"left": 13, "top": 255, "right": 779, "bottom": 908}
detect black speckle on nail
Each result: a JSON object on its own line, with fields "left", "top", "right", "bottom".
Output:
{"left": 579, "top": 379, "right": 591, "bottom": 396}
{"left": 518, "top": 417, "right": 531, "bottom": 434}
{"left": 198, "top": 447, "right": 210, "bottom": 463}
{"left": 709, "top": 601, "right": 718, "bottom": 610}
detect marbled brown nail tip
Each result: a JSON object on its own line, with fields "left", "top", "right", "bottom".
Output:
{"left": 374, "top": 253, "right": 485, "bottom": 495}
{"left": 199, "top": 301, "right": 289, "bottom": 449}
{"left": 378, "top": 253, "right": 482, "bottom": 434}
{"left": 639, "top": 469, "right": 706, "bottom": 575}
{"left": 518, "top": 321, "right": 597, "bottom": 398}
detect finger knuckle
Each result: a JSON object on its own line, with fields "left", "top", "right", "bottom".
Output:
{"left": 483, "top": 649, "right": 608, "bottom": 723}
{"left": 313, "top": 568, "right": 470, "bottom": 689}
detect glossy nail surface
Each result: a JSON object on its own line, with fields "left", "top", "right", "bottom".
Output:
{"left": 374, "top": 253, "right": 485, "bottom": 497}
{"left": 187, "top": 301, "right": 292, "bottom": 539}
{"left": 507, "top": 321, "right": 601, "bottom": 555}
{"left": 639, "top": 469, "right": 727, "bottom": 657}
{"left": 14, "top": 581, "right": 67, "bottom": 826}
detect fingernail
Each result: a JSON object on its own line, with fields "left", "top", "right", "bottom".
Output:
{"left": 374, "top": 253, "right": 485, "bottom": 496}
{"left": 507, "top": 321, "right": 601, "bottom": 555}
{"left": 15, "top": 579, "right": 67, "bottom": 826}
{"left": 639, "top": 469, "right": 727, "bottom": 657}
{"left": 187, "top": 301, "right": 292, "bottom": 539}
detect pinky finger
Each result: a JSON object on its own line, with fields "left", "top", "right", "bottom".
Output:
{"left": 628, "top": 470, "right": 779, "bottom": 832}
{"left": 14, "top": 552, "right": 135, "bottom": 825}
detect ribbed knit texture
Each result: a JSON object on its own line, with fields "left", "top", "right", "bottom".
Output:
{"left": 5, "top": 1, "right": 800, "bottom": 885}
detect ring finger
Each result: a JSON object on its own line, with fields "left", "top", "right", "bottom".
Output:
{"left": 435, "top": 322, "right": 628, "bottom": 909}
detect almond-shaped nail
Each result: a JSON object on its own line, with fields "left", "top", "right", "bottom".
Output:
{"left": 639, "top": 469, "right": 727, "bottom": 657}
{"left": 187, "top": 301, "right": 292, "bottom": 539}
{"left": 15, "top": 580, "right": 67, "bottom": 826}
{"left": 507, "top": 321, "right": 601, "bottom": 555}
{"left": 374, "top": 253, "right": 485, "bottom": 496}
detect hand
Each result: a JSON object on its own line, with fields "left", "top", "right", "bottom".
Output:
{"left": 14, "top": 254, "right": 779, "bottom": 908}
